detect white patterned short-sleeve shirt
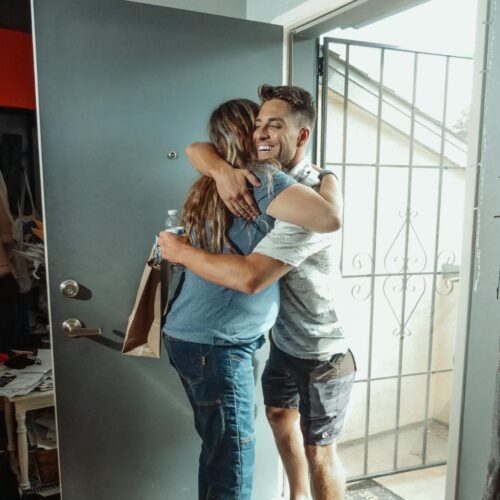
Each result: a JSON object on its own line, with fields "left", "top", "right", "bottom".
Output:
{"left": 254, "top": 159, "right": 349, "bottom": 360}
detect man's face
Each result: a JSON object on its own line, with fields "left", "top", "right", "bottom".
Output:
{"left": 253, "top": 99, "right": 304, "bottom": 168}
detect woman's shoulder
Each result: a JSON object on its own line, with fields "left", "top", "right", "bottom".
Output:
{"left": 252, "top": 162, "right": 296, "bottom": 188}
{"left": 248, "top": 162, "right": 296, "bottom": 207}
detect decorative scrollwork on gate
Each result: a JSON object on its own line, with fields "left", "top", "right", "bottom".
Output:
{"left": 383, "top": 275, "right": 427, "bottom": 338}
{"left": 384, "top": 209, "right": 428, "bottom": 274}
{"left": 352, "top": 252, "right": 373, "bottom": 272}
{"left": 437, "top": 250, "right": 456, "bottom": 267}
{"left": 351, "top": 281, "right": 372, "bottom": 301}
{"left": 349, "top": 253, "right": 373, "bottom": 301}
{"left": 435, "top": 250, "right": 458, "bottom": 296}
{"left": 435, "top": 278, "right": 455, "bottom": 296}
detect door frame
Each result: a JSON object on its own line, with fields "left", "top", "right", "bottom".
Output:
{"left": 278, "top": 0, "right": 490, "bottom": 498}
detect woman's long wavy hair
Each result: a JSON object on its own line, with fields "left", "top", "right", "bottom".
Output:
{"left": 181, "top": 99, "right": 260, "bottom": 253}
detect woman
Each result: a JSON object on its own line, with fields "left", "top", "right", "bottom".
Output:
{"left": 162, "top": 99, "right": 334, "bottom": 500}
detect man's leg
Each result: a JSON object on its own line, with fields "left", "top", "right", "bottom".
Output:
{"left": 296, "top": 349, "right": 356, "bottom": 500}
{"left": 262, "top": 339, "right": 312, "bottom": 500}
{"left": 265, "top": 406, "right": 311, "bottom": 500}
{"left": 304, "top": 442, "right": 345, "bottom": 500}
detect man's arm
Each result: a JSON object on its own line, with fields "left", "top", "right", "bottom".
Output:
{"left": 318, "top": 173, "right": 343, "bottom": 224}
{"left": 158, "top": 232, "right": 290, "bottom": 294}
{"left": 185, "top": 142, "right": 260, "bottom": 220}
{"left": 266, "top": 173, "right": 343, "bottom": 233}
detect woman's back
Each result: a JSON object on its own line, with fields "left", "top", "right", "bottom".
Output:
{"left": 164, "top": 165, "right": 295, "bottom": 345}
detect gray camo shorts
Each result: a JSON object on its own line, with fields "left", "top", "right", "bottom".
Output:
{"left": 262, "top": 336, "right": 356, "bottom": 446}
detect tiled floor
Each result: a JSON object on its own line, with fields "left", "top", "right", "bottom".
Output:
{"left": 340, "top": 421, "right": 448, "bottom": 499}
{"left": 339, "top": 420, "right": 448, "bottom": 477}
{"left": 376, "top": 465, "right": 447, "bottom": 500}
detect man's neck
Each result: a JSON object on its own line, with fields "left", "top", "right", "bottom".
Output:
{"left": 284, "top": 155, "right": 306, "bottom": 171}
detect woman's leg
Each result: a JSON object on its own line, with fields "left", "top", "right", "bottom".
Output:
{"left": 165, "top": 337, "right": 260, "bottom": 500}
{"left": 209, "top": 341, "right": 258, "bottom": 499}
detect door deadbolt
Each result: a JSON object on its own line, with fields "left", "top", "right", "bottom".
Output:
{"left": 60, "top": 279, "right": 80, "bottom": 298}
{"left": 167, "top": 151, "right": 178, "bottom": 160}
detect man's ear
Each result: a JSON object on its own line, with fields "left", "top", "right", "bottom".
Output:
{"left": 297, "top": 127, "right": 310, "bottom": 147}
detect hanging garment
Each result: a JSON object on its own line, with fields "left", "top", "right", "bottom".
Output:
{"left": 0, "top": 172, "right": 30, "bottom": 351}
{"left": 10, "top": 167, "right": 36, "bottom": 293}
{"left": 0, "top": 171, "right": 15, "bottom": 278}
{"left": 0, "top": 134, "right": 23, "bottom": 216}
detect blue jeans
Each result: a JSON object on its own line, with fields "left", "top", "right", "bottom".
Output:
{"left": 165, "top": 336, "right": 263, "bottom": 500}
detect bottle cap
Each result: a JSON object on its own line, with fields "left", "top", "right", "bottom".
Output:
{"left": 167, "top": 209, "right": 178, "bottom": 215}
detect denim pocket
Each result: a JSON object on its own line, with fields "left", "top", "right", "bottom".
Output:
{"left": 311, "top": 353, "right": 344, "bottom": 381}
{"left": 166, "top": 338, "right": 213, "bottom": 386}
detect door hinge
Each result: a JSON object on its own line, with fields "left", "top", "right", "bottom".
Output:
{"left": 318, "top": 56, "right": 325, "bottom": 77}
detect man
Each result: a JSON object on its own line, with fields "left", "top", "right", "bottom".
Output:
{"left": 159, "top": 85, "right": 356, "bottom": 500}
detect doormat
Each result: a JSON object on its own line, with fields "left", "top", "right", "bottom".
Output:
{"left": 347, "top": 478, "right": 404, "bottom": 499}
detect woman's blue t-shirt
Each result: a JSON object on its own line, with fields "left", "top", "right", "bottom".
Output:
{"left": 163, "top": 165, "right": 296, "bottom": 345}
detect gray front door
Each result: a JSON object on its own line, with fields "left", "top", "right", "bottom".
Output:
{"left": 32, "top": 1, "right": 283, "bottom": 498}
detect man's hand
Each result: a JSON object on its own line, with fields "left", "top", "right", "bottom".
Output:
{"left": 213, "top": 166, "right": 261, "bottom": 220}
{"left": 186, "top": 142, "right": 261, "bottom": 220}
{"left": 157, "top": 232, "right": 191, "bottom": 264}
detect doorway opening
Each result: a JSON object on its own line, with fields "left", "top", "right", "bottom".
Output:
{"left": 320, "top": 33, "right": 471, "bottom": 481}
{"left": 287, "top": 0, "right": 479, "bottom": 498}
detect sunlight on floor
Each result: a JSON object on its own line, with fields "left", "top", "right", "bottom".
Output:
{"left": 347, "top": 465, "right": 447, "bottom": 500}
{"left": 378, "top": 465, "right": 447, "bottom": 500}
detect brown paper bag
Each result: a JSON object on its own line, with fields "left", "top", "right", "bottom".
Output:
{"left": 122, "top": 246, "right": 163, "bottom": 358}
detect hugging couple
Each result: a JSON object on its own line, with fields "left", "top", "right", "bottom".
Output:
{"left": 157, "top": 84, "right": 356, "bottom": 500}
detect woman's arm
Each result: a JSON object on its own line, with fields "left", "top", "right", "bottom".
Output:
{"left": 158, "top": 232, "right": 289, "bottom": 294}
{"left": 266, "top": 173, "right": 343, "bottom": 233}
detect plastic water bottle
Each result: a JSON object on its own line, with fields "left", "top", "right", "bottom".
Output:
{"left": 165, "top": 209, "right": 180, "bottom": 231}
{"left": 164, "top": 209, "right": 184, "bottom": 271}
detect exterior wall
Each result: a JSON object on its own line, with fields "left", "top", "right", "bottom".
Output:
{"left": 126, "top": 0, "right": 247, "bottom": 19}
{"left": 324, "top": 94, "right": 465, "bottom": 442}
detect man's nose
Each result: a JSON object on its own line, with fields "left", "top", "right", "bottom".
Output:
{"left": 256, "top": 127, "right": 269, "bottom": 140}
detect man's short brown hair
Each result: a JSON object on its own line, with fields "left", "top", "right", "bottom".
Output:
{"left": 258, "top": 84, "right": 316, "bottom": 129}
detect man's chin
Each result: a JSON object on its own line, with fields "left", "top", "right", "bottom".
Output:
{"left": 257, "top": 152, "right": 278, "bottom": 162}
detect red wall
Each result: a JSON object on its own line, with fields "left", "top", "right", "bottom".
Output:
{"left": 0, "top": 28, "right": 36, "bottom": 110}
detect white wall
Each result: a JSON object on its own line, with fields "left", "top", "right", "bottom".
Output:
{"left": 126, "top": 0, "right": 247, "bottom": 19}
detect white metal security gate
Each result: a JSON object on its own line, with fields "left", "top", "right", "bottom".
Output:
{"left": 319, "top": 38, "right": 473, "bottom": 479}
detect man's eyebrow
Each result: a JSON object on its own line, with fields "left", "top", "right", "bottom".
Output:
{"left": 255, "top": 117, "right": 286, "bottom": 123}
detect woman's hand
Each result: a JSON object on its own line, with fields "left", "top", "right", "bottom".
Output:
{"left": 157, "top": 232, "right": 191, "bottom": 264}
